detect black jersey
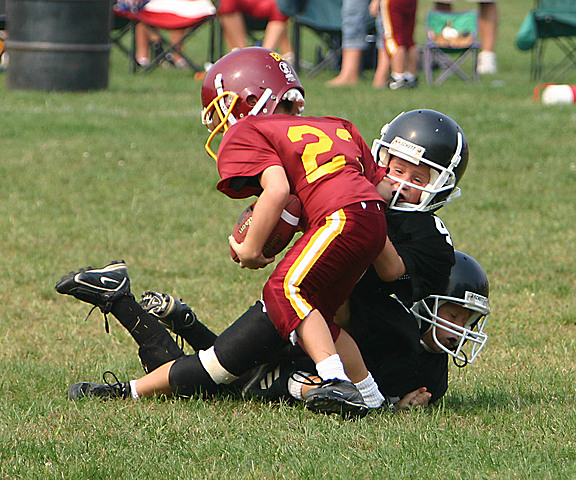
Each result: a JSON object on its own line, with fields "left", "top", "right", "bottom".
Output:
{"left": 348, "top": 211, "right": 455, "bottom": 402}
{"left": 347, "top": 293, "right": 449, "bottom": 402}
{"left": 356, "top": 211, "right": 455, "bottom": 305}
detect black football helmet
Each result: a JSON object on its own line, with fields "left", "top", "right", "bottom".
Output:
{"left": 412, "top": 251, "right": 490, "bottom": 366}
{"left": 371, "top": 109, "right": 469, "bottom": 212}
{"left": 201, "top": 47, "right": 305, "bottom": 160}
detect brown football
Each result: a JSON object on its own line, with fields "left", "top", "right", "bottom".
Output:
{"left": 230, "top": 194, "right": 301, "bottom": 262}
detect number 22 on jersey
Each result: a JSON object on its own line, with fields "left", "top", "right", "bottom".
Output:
{"left": 287, "top": 125, "right": 357, "bottom": 184}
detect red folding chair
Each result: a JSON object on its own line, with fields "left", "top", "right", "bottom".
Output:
{"left": 113, "top": 0, "right": 216, "bottom": 73}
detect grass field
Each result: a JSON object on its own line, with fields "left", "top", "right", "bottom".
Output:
{"left": 1, "top": 1, "right": 575, "bottom": 478}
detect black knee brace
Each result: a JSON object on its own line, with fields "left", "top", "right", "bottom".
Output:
{"left": 213, "top": 301, "right": 287, "bottom": 376}
{"left": 168, "top": 302, "right": 288, "bottom": 397}
{"left": 168, "top": 353, "right": 218, "bottom": 397}
{"left": 138, "top": 333, "right": 185, "bottom": 373}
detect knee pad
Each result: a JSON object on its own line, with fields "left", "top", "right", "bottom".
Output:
{"left": 198, "top": 346, "right": 240, "bottom": 384}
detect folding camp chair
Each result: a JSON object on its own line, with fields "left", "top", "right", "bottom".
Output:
{"left": 516, "top": 0, "right": 576, "bottom": 82}
{"left": 423, "top": 9, "right": 480, "bottom": 85}
{"left": 113, "top": 0, "right": 216, "bottom": 74}
{"left": 110, "top": 15, "right": 137, "bottom": 71}
{"left": 278, "top": 0, "right": 342, "bottom": 77}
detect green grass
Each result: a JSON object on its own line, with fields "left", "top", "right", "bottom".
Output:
{"left": 1, "top": 0, "right": 575, "bottom": 478}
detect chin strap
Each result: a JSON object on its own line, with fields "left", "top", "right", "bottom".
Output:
{"left": 453, "top": 350, "right": 469, "bottom": 368}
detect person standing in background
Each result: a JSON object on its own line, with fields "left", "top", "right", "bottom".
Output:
{"left": 433, "top": 0, "right": 498, "bottom": 74}
{"left": 327, "top": 0, "right": 390, "bottom": 88}
{"left": 382, "top": 0, "right": 419, "bottom": 89}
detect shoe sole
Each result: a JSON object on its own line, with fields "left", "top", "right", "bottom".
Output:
{"left": 306, "top": 394, "right": 369, "bottom": 419}
{"left": 156, "top": 294, "right": 176, "bottom": 318}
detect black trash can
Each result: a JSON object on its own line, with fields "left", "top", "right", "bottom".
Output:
{"left": 6, "top": 0, "right": 112, "bottom": 91}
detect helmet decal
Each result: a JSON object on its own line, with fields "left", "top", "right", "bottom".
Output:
{"left": 388, "top": 136, "right": 426, "bottom": 164}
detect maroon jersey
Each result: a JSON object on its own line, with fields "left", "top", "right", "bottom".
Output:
{"left": 216, "top": 115, "right": 387, "bottom": 226}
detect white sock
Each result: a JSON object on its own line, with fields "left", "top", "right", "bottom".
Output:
{"left": 355, "top": 372, "right": 384, "bottom": 408}
{"left": 315, "top": 354, "right": 350, "bottom": 382}
{"left": 391, "top": 71, "right": 403, "bottom": 82}
{"left": 129, "top": 380, "right": 140, "bottom": 400}
{"left": 287, "top": 371, "right": 312, "bottom": 401}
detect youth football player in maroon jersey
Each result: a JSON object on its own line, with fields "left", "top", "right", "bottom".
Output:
{"left": 203, "top": 47, "right": 393, "bottom": 418}
{"left": 56, "top": 48, "right": 394, "bottom": 419}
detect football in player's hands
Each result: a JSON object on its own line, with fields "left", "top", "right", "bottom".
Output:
{"left": 230, "top": 194, "right": 301, "bottom": 262}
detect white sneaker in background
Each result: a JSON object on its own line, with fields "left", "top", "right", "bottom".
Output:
{"left": 136, "top": 57, "right": 149, "bottom": 67}
{"left": 477, "top": 50, "right": 497, "bottom": 75}
{"left": 174, "top": 58, "right": 188, "bottom": 69}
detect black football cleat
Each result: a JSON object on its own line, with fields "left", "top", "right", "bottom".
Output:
{"left": 68, "top": 371, "right": 131, "bottom": 401}
{"left": 304, "top": 379, "right": 369, "bottom": 420}
{"left": 140, "top": 291, "right": 198, "bottom": 335}
{"left": 55, "top": 261, "right": 130, "bottom": 314}
{"left": 242, "top": 363, "right": 296, "bottom": 402}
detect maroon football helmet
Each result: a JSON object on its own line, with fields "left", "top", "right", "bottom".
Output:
{"left": 201, "top": 47, "right": 305, "bottom": 160}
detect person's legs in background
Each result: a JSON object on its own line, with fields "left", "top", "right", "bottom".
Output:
{"left": 327, "top": 0, "right": 370, "bottom": 86}
{"left": 372, "top": 1, "right": 390, "bottom": 88}
{"left": 262, "top": 20, "right": 293, "bottom": 62}
{"left": 168, "top": 28, "right": 189, "bottom": 68}
{"left": 135, "top": 23, "right": 188, "bottom": 68}
{"left": 373, "top": 47, "right": 390, "bottom": 88}
{"left": 384, "top": 0, "right": 418, "bottom": 89}
{"left": 434, "top": 0, "right": 498, "bottom": 74}
{"left": 406, "top": 43, "right": 419, "bottom": 79}
{"left": 135, "top": 23, "right": 158, "bottom": 66}
{"left": 477, "top": 1, "right": 498, "bottom": 74}
{"left": 220, "top": 11, "right": 249, "bottom": 50}
{"left": 388, "top": 45, "right": 406, "bottom": 87}
{"left": 260, "top": 0, "right": 293, "bottom": 60}
{"left": 219, "top": 0, "right": 292, "bottom": 60}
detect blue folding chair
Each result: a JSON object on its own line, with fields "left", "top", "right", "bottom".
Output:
{"left": 278, "top": 0, "right": 342, "bottom": 77}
